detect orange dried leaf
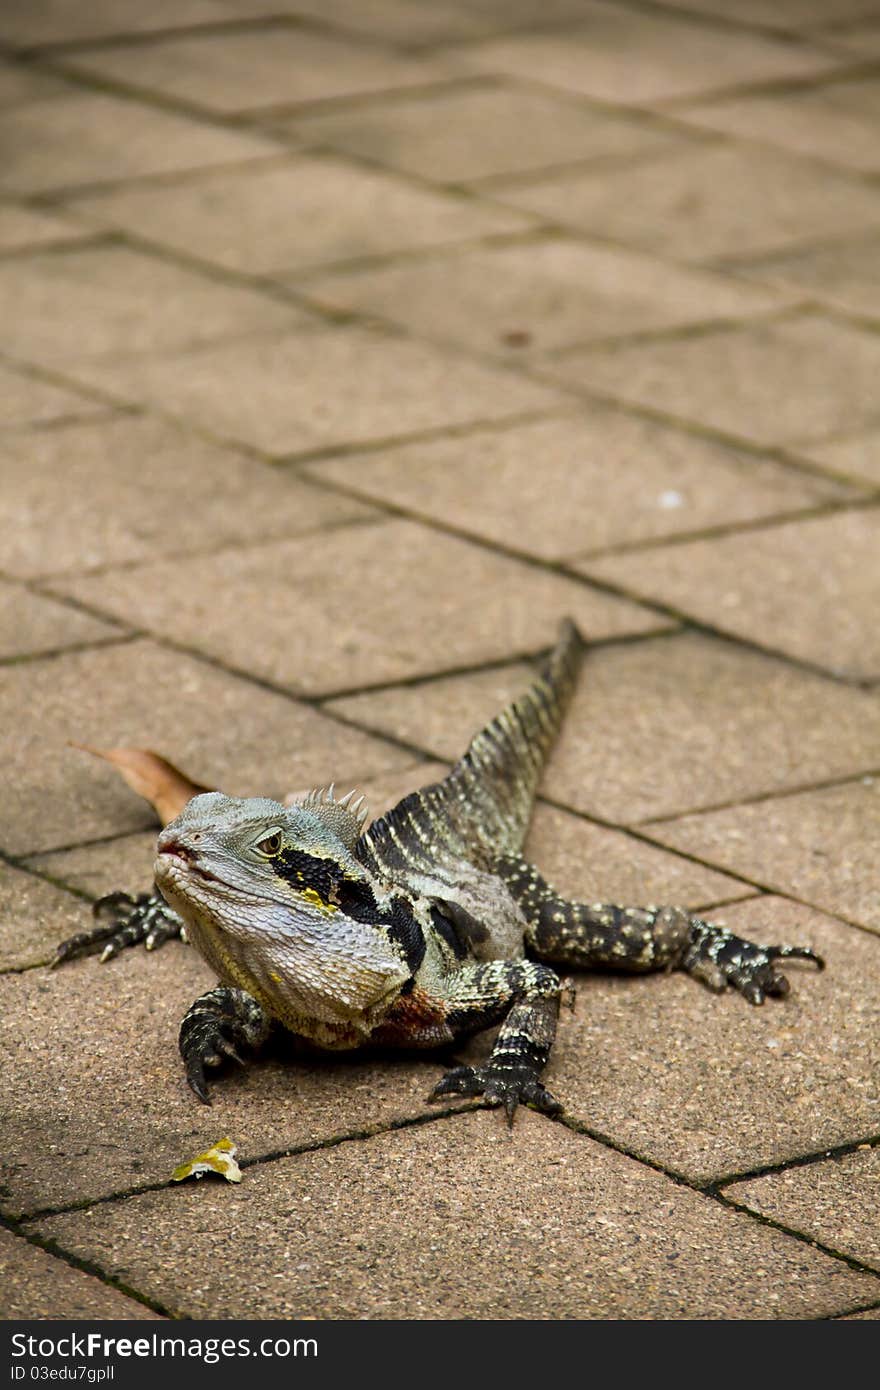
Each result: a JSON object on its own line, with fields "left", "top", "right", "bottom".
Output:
{"left": 70, "top": 743, "right": 212, "bottom": 824}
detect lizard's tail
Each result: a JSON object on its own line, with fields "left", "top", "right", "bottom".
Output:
{"left": 452, "top": 618, "right": 585, "bottom": 859}
{"left": 357, "top": 621, "right": 584, "bottom": 878}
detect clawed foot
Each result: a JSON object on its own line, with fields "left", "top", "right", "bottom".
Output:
{"left": 52, "top": 890, "right": 184, "bottom": 967}
{"left": 179, "top": 988, "right": 270, "bottom": 1104}
{"left": 429, "top": 1063, "right": 563, "bottom": 1126}
{"left": 684, "top": 920, "right": 824, "bottom": 1004}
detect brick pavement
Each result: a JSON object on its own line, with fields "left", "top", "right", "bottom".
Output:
{"left": 1, "top": 0, "right": 879, "bottom": 1322}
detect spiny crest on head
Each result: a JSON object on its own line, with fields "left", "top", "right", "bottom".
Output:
{"left": 291, "top": 783, "right": 369, "bottom": 851}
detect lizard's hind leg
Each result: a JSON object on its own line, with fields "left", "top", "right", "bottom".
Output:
{"left": 497, "top": 855, "right": 823, "bottom": 1005}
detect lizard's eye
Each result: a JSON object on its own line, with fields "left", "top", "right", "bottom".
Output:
{"left": 255, "top": 829, "right": 283, "bottom": 857}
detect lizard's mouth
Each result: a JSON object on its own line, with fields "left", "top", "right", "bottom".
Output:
{"left": 156, "top": 842, "right": 221, "bottom": 884}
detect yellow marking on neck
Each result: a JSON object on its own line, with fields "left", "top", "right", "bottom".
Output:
{"left": 300, "top": 886, "right": 337, "bottom": 913}
{"left": 269, "top": 971, "right": 283, "bottom": 984}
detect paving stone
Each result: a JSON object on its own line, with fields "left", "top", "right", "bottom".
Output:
{"left": 303, "top": 237, "right": 790, "bottom": 358}
{"left": 0, "top": 944, "right": 449, "bottom": 1218}
{"left": 328, "top": 631, "right": 880, "bottom": 822}
{"left": 0, "top": 0, "right": 238, "bottom": 46}
{"left": 272, "top": 0, "right": 598, "bottom": 46}
{"left": 549, "top": 897, "right": 880, "bottom": 1181}
{"left": 499, "top": 144, "right": 880, "bottom": 263}
{"left": 0, "top": 1227, "right": 160, "bottom": 1320}
{"left": 0, "top": 415, "right": 376, "bottom": 580}
{"left": 802, "top": 426, "right": 880, "bottom": 487}
{"left": 661, "top": 0, "right": 880, "bottom": 23}
{"left": 742, "top": 230, "right": 880, "bottom": 319}
{"left": 56, "top": 519, "right": 666, "bottom": 696}
{"left": 0, "top": 582, "right": 121, "bottom": 661}
{"left": 0, "top": 204, "right": 93, "bottom": 254}
{"left": 68, "top": 326, "right": 567, "bottom": 455}
{"left": 727, "top": 1147, "right": 880, "bottom": 1271}
{"left": 444, "top": 5, "right": 842, "bottom": 106}
{"left": 681, "top": 78, "right": 880, "bottom": 175}
{"left": 548, "top": 313, "right": 880, "bottom": 447}
{"left": 0, "top": 864, "right": 95, "bottom": 973}
{"left": 0, "top": 244, "right": 306, "bottom": 372}
{"left": 583, "top": 508, "right": 880, "bottom": 679}
{"left": 0, "top": 639, "right": 411, "bottom": 856}
{"left": 523, "top": 805, "right": 749, "bottom": 908}
{"left": 59, "top": 28, "right": 452, "bottom": 114}
{"left": 29, "top": 1109, "right": 880, "bottom": 1318}
{"left": 0, "top": 92, "right": 281, "bottom": 195}
{"left": 285, "top": 82, "right": 689, "bottom": 185}
{"left": 650, "top": 778, "right": 880, "bottom": 934}
{"left": 71, "top": 155, "right": 531, "bottom": 277}
{"left": 824, "top": 20, "right": 880, "bottom": 54}
{"left": 0, "top": 59, "right": 72, "bottom": 107}
{"left": 0, "top": 362, "right": 110, "bottom": 430}
{"left": 305, "top": 411, "right": 843, "bottom": 561}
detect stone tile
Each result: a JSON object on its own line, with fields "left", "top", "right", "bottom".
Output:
{"left": 285, "top": 82, "right": 689, "bottom": 185}
{"left": 59, "top": 28, "right": 452, "bottom": 114}
{"left": 29, "top": 1110, "right": 880, "bottom": 1317}
{"left": 548, "top": 314, "right": 880, "bottom": 447}
{"left": 727, "top": 1147, "right": 880, "bottom": 1271}
{"left": 0, "top": 0, "right": 237, "bottom": 46}
{"left": 0, "top": 582, "right": 122, "bottom": 660}
{"left": 0, "top": 865, "right": 94, "bottom": 972}
{"left": 302, "top": 238, "right": 789, "bottom": 358}
{"left": 56, "top": 519, "right": 666, "bottom": 696}
{"left": 551, "top": 898, "right": 880, "bottom": 1182}
{"left": 681, "top": 78, "right": 880, "bottom": 175}
{"left": 802, "top": 426, "right": 880, "bottom": 487}
{"left": 0, "top": 59, "right": 72, "bottom": 107}
{"left": 650, "top": 779, "right": 880, "bottom": 933}
{"left": 500, "top": 145, "right": 880, "bottom": 263}
{"left": 69, "top": 326, "right": 566, "bottom": 455}
{"left": 0, "top": 415, "right": 376, "bottom": 579}
{"left": 270, "top": 0, "right": 597, "bottom": 46}
{"left": 0, "top": 362, "right": 110, "bottom": 430}
{"left": 0, "top": 92, "right": 281, "bottom": 195}
{"left": 0, "top": 1228, "right": 160, "bottom": 1320}
{"left": 0, "top": 244, "right": 307, "bottom": 372}
{"left": 524, "top": 805, "right": 749, "bottom": 908}
{"left": 306, "top": 411, "right": 843, "bottom": 562}
{"left": 0, "top": 942, "right": 449, "bottom": 1217}
{"left": 583, "top": 508, "right": 880, "bottom": 680}
{"left": 71, "top": 156, "right": 531, "bottom": 277}
{"left": 825, "top": 21, "right": 880, "bottom": 55}
{"left": 445, "top": 5, "right": 842, "bottom": 106}
{"left": 328, "top": 631, "right": 880, "bottom": 822}
{"left": 0, "top": 203, "right": 93, "bottom": 254}
{"left": 662, "top": 0, "right": 880, "bottom": 23}
{"left": 742, "top": 231, "right": 880, "bottom": 318}
{"left": 0, "top": 639, "right": 411, "bottom": 855}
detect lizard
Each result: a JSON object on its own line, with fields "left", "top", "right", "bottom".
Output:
{"left": 54, "top": 619, "right": 823, "bottom": 1120}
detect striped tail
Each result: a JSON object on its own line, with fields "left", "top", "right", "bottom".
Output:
{"left": 359, "top": 620, "right": 584, "bottom": 877}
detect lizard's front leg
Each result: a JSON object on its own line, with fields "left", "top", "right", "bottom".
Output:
{"left": 179, "top": 987, "right": 273, "bottom": 1103}
{"left": 53, "top": 888, "right": 185, "bottom": 966}
{"left": 429, "top": 960, "right": 563, "bottom": 1124}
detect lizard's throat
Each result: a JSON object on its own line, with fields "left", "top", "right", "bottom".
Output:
{"left": 156, "top": 857, "right": 410, "bottom": 1038}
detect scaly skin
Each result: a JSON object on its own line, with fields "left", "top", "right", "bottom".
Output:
{"left": 55, "top": 620, "right": 824, "bottom": 1118}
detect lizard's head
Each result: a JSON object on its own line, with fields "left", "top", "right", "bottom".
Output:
{"left": 154, "top": 790, "right": 411, "bottom": 1037}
